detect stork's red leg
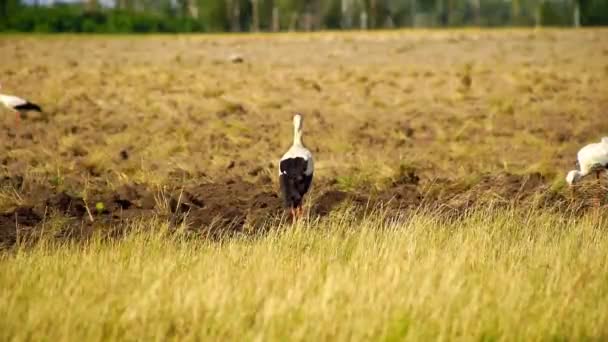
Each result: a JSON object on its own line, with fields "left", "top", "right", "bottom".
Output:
{"left": 290, "top": 207, "right": 296, "bottom": 224}
{"left": 14, "top": 111, "right": 20, "bottom": 128}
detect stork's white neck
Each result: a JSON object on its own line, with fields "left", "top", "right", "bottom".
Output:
{"left": 293, "top": 115, "right": 303, "bottom": 147}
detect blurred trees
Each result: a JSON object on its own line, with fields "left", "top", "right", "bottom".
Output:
{"left": 0, "top": 0, "right": 607, "bottom": 32}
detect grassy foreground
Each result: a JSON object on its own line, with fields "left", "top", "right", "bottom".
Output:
{"left": 1, "top": 207, "right": 607, "bottom": 341}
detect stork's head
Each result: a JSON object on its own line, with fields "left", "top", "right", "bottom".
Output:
{"left": 566, "top": 170, "right": 582, "bottom": 186}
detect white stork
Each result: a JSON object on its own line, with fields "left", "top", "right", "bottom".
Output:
{"left": 0, "top": 83, "right": 42, "bottom": 127}
{"left": 279, "top": 113, "right": 314, "bottom": 222}
{"left": 566, "top": 137, "right": 608, "bottom": 204}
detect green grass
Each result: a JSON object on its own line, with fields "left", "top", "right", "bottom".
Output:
{"left": 1, "top": 207, "right": 607, "bottom": 341}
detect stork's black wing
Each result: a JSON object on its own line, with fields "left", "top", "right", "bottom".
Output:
{"left": 15, "top": 102, "right": 42, "bottom": 112}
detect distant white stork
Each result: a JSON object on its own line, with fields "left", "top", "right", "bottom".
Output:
{"left": 279, "top": 113, "right": 314, "bottom": 222}
{"left": 0, "top": 83, "right": 42, "bottom": 127}
{"left": 566, "top": 137, "right": 608, "bottom": 204}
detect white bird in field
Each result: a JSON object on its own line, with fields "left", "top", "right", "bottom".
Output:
{"left": 566, "top": 137, "right": 608, "bottom": 205}
{"left": 279, "top": 113, "right": 314, "bottom": 222}
{"left": 0, "top": 82, "right": 42, "bottom": 127}
{"left": 566, "top": 137, "right": 608, "bottom": 186}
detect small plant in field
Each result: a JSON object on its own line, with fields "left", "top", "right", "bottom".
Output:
{"left": 95, "top": 202, "right": 105, "bottom": 214}
{"left": 49, "top": 175, "right": 63, "bottom": 187}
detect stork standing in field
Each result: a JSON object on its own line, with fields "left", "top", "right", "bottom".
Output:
{"left": 279, "top": 113, "right": 314, "bottom": 223}
{"left": 0, "top": 83, "right": 42, "bottom": 127}
{"left": 566, "top": 137, "right": 608, "bottom": 204}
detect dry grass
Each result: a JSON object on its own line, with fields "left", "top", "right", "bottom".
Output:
{"left": 1, "top": 207, "right": 608, "bottom": 340}
{"left": 1, "top": 29, "right": 608, "bottom": 340}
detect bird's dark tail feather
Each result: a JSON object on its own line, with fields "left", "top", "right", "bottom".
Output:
{"left": 15, "top": 102, "right": 42, "bottom": 112}
{"left": 280, "top": 174, "right": 303, "bottom": 208}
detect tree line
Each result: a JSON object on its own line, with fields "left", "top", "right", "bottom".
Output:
{"left": 0, "top": 0, "right": 607, "bottom": 33}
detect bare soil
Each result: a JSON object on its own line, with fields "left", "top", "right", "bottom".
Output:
{"left": 2, "top": 169, "right": 600, "bottom": 248}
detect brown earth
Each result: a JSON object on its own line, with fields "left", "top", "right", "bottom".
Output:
{"left": 2, "top": 169, "right": 603, "bottom": 248}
